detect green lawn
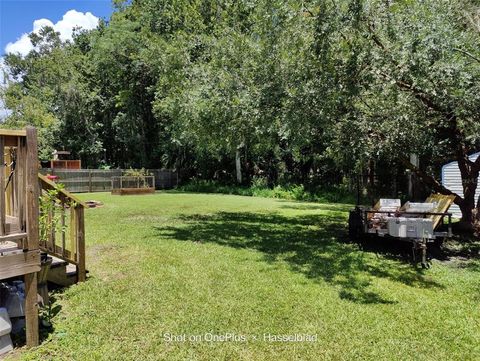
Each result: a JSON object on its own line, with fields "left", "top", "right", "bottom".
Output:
{"left": 16, "top": 192, "right": 480, "bottom": 360}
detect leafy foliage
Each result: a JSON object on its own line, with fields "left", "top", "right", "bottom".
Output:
{"left": 2, "top": 0, "right": 480, "bottom": 223}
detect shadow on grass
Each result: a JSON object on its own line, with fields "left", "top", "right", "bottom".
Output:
{"left": 153, "top": 211, "right": 444, "bottom": 304}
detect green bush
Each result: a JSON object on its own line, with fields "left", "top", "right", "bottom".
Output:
{"left": 177, "top": 179, "right": 359, "bottom": 204}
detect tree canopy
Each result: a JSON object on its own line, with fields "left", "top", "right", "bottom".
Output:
{"left": 2, "top": 0, "right": 480, "bottom": 225}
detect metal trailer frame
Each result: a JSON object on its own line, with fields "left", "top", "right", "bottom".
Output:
{"left": 349, "top": 207, "right": 453, "bottom": 268}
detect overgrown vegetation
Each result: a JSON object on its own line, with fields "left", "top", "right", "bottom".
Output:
{"left": 38, "top": 184, "right": 69, "bottom": 242}
{"left": 123, "top": 168, "right": 152, "bottom": 178}
{"left": 178, "top": 178, "right": 361, "bottom": 204}
{"left": 14, "top": 192, "right": 480, "bottom": 360}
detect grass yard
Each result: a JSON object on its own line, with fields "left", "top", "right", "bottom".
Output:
{"left": 15, "top": 192, "right": 480, "bottom": 360}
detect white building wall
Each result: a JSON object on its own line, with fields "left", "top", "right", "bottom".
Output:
{"left": 441, "top": 152, "right": 480, "bottom": 218}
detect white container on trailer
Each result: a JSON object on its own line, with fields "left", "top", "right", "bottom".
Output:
{"left": 379, "top": 199, "right": 401, "bottom": 212}
{"left": 388, "top": 217, "right": 435, "bottom": 239}
{"left": 387, "top": 217, "right": 408, "bottom": 237}
{"left": 407, "top": 219, "right": 420, "bottom": 238}
{"left": 403, "top": 202, "right": 436, "bottom": 214}
{"left": 417, "top": 219, "right": 434, "bottom": 239}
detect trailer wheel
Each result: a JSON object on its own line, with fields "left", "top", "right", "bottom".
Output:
{"left": 348, "top": 207, "right": 365, "bottom": 243}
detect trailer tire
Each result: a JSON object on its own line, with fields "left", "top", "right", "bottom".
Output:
{"left": 348, "top": 207, "right": 365, "bottom": 243}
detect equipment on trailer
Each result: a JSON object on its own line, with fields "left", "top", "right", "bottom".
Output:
{"left": 348, "top": 194, "right": 456, "bottom": 268}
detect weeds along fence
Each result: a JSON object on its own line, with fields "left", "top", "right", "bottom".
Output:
{"left": 39, "top": 169, "right": 178, "bottom": 193}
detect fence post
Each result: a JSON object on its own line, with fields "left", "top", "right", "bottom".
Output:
{"left": 88, "top": 170, "right": 92, "bottom": 193}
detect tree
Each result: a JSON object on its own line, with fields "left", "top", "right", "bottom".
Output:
{"left": 321, "top": 0, "right": 480, "bottom": 227}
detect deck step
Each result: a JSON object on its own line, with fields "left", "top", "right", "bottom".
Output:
{"left": 49, "top": 256, "right": 68, "bottom": 269}
{"left": 47, "top": 256, "right": 77, "bottom": 287}
{"left": 65, "top": 263, "right": 77, "bottom": 277}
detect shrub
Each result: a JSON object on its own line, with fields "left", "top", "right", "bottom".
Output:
{"left": 178, "top": 179, "right": 360, "bottom": 204}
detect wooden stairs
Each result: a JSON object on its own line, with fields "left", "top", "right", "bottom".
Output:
{"left": 47, "top": 256, "right": 81, "bottom": 287}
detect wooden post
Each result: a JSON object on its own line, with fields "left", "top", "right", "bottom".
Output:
{"left": 17, "top": 137, "right": 25, "bottom": 232}
{"left": 25, "top": 126, "right": 39, "bottom": 347}
{"left": 61, "top": 204, "right": 66, "bottom": 258}
{"left": 88, "top": 170, "right": 92, "bottom": 193}
{"left": 75, "top": 205, "right": 86, "bottom": 282}
{"left": 0, "top": 136, "right": 5, "bottom": 236}
{"left": 24, "top": 272, "right": 38, "bottom": 346}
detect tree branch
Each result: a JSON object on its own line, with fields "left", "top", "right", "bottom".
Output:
{"left": 400, "top": 158, "right": 463, "bottom": 205}
{"left": 473, "top": 152, "right": 480, "bottom": 172}
{"left": 452, "top": 47, "right": 480, "bottom": 64}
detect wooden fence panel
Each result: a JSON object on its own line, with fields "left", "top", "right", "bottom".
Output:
{"left": 39, "top": 169, "right": 178, "bottom": 193}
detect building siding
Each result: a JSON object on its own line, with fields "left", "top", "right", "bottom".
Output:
{"left": 441, "top": 152, "right": 480, "bottom": 218}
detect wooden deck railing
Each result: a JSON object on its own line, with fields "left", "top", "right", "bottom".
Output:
{"left": 0, "top": 127, "right": 40, "bottom": 346}
{"left": 38, "top": 174, "right": 86, "bottom": 282}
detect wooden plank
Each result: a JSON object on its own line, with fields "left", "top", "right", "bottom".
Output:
{"left": 25, "top": 272, "right": 39, "bottom": 347}
{"left": 4, "top": 149, "right": 11, "bottom": 217}
{"left": 61, "top": 204, "right": 66, "bottom": 258}
{"left": 75, "top": 205, "right": 86, "bottom": 282}
{"left": 48, "top": 264, "right": 77, "bottom": 287}
{"left": 0, "top": 128, "right": 27, "bottom": 137}
{"left": 26, "top": 127, "right": 39, "bottom": 250}
{"left": 0, "top": 250, "right": 40, "bottom": 279}
{"left": 426, "top": 194, "right": 456, "bottom": 229}
{"left": 0, "top": 232, "right": 28, "bottom": 243}
{"left": 0, "top": 240, "right": 21, "bottom": 254}
{"left": 39, "top": 247, "right": 76, "bottom": 266}
{"left": 38, "top": 173, "right": 86, "bottom": 207}
{"left": 17, "top": 137, "right": 25, "bottom": 231}
{"left": 70, "top": 206, "right": 76, "bottom": 256}
{"left": 49, "top": 201, "right": 56, "bottom": 252}
{"left": 112, "top": 188, "right": 155, "bottom": 195}
{"left": 25, "top": 126, "right": 39, "bottom": 347}
{"left": 13, "top": 146, "right": 18, "bottom": 222}
{"left": 0, "top": 136, "right": 4, "bottom": 236}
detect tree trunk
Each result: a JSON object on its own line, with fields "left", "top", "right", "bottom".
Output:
{"left": 235, "top": 144, "right": 243, "bottom": 184}
{"left": 367, "top": 159, "right": 375, "bottom": 187}
{"left": 402, "top": 156, "right": 479, "bottom": 229}
{"left": 408, "top": 154, "right": 419, "bottom": 200}
{"left": 457, "top": 155, "right": 479, "bottom": 225}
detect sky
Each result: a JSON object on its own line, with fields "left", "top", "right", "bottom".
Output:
{"left": 0, "top": 0, "right": 113, "bottom": 119}
{"left": 0, "top": 0, "right": 113, "bottom": 56}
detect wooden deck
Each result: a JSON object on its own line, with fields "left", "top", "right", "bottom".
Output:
{"left": 0, "top": 127, "right": 86, "bottom": 348}
{"left": 0, "top": 240, "right": 22, "bottom": 254}
{"left": 0, "top": 127, "right": 40, "bottom": 347}
{"left": 0, "top": 241, "right": 41, "bottom": 280}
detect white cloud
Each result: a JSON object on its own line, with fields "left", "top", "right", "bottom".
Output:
{"left": 5, "top": 10, "right": 99, "bottom": 56}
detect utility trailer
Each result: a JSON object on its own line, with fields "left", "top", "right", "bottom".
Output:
{"left": 348, "top": 194, "right": 456, "bottom": 267}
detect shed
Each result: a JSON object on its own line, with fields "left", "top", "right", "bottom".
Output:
{"left": 441, "top": 152, "right": 480, "bottom": 218}
{"left": 50, "top": 150, "right": 81, "bottom": 170}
